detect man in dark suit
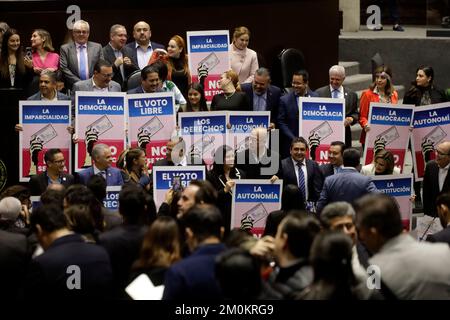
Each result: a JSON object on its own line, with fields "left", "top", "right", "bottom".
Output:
{"left": 76, "top": 143, "right": 125, "bottom": 186}
{"left": 27, "top": 70, "right": 70, "bottom": 101}
{"left": 60, "top": 20, "right": 104, "bottom": 90}
{"left": 102, "top": 24, "right": 139, "bottom": 91}
{"left": 319, "top": 141, "right": 346, "bottom": 179}
{"left": 426, "top": 192, "right": 450, "bottom": 245}
{"left": 315, "top": 65, "right": 359, "bottom": 148}
{"left": 235, "top": 127, "right": 281, "bottom": 180}
{"left": 278, "top": 137, "right": 324, "bottom": 206}
{"left": 25, "top": 204, "right": 113, "bottom": 299}
{"left": 127, "top": 64, "right": 161, "bottom": 94}
{"left": 423, "top": 141, "right": 450, "bottom": 217}
{"left": 0, "top": 229, "right": 28, "bottom": 299}
{"left": 99, "top": 184, "right": 148, "bottom": 298}
{"left": 278, "top": 70, "right": 318, "bottom": 159}
{"left": 317, "top": 148, "right": 378, "bottom": 214}
{"left": 163, "top": 204, "right": 226, "bottom": 300}
{"left": 241, "top": 67, "right": 282, "bottom": 129}
{"left": 126, "top": 21, "right": 165, "bottom": 70}
{"left": 29, "top": 148, "right": 74, "bottom": 196}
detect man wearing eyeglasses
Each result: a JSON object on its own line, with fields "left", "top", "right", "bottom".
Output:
{"left": 60, "top": 20, "right": 104, "bottom": 90}
{"left": 72, "top": 59, "right": 121, "bottom": 94}
{"left": 29, "top": 148, "right": 74, "bottom": 196}
{"left": 423, "top": 141, "right": 450, "bottom": 217}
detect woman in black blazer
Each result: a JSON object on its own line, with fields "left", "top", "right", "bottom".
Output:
{"left": 207, "top": 145, "right": 245, "bottom": 234}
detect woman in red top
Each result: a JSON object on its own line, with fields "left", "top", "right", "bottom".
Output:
{"left": 359, "top": 65, "right": 399, "bottom": 146}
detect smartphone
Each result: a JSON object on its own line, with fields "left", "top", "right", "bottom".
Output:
{"left": 25, "top": 47, "right": 33, "bottom": 59}
{"left": 171, "top": 176, "right": 182, "bottom": 192}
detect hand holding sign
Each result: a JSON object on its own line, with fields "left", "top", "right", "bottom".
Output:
{"left": 421, "top": 138, "right": 435, "bottom": 162}
{"left": 308, "top": 132, "right": 320, "bottom": 161}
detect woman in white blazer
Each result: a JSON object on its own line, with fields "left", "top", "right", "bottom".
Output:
{"left": 360, "top": 149, "right": 401, "bottom": 176}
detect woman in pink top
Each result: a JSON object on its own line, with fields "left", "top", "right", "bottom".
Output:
{"left": 229, "top": 26, "right": 259, "bottom": 84}
{"left": 30, "top": 29, "right": 59, "bottom": 74}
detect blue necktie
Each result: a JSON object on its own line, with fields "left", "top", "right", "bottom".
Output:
{"left": 79, "top": 45, "right": 88, "bottom": 80}
{"left": 332, "top": 89, "right": 339, "bottom": 99}
{"left": 297, "top": 162, "right": 306, "bottom": 200}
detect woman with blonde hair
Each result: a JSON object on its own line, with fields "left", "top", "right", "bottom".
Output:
{"left": 30, "top": 28, "right": 59, "bottom": 74}
{"left": 359, "top": 65, "right": 398, "bottom": 148}
{"left": 229, "top": 26, "right": 259, "bottom": 84}
{"left": 130, "top": 216, "right": 181, "bottom": 286}
{"left": 167, "top": 35, "right": 190, "bottom": 99}
{"left": 210, "top": 69, "right": 250, "bottom": 111}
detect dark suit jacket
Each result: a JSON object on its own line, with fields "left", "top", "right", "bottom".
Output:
{"left": 241, "top": 83, "right": 282, "bottom": 126}
{"left": 60, "top": 41, "right": 104, "bottom": 89}
{"left": 99, "top": 224, "right": 147, "bottom": 298}
{"left": 125, "top": 41, "right": 165, "bottom": 69}
{"left": 235, "top": 148, "right": 281, "bottom": 180}
{"left": 315, "top": 85, "right": 359, "bottom": 147}
{"left": 25, "top": 233, "right": 113, "bottom": 299}
{"left": 163, "top": 243, "right": 226, "bottom": 300}
{"left": 278, "top": 157, "right": 324, "bottom": 202}
{"left": 423, "top": 161, "right": 450, "bottom": 217}
{"left": 127, "top": 85, "right": 145, "bottom": 94}
{"left": 27, "top": 91, "right": 70, "bottom": 101}
{"left": 319, "top": 163, "right": 336, "bottom": 179}
{"left": 278, "top": 89, "right": 318, "bottom": 158}
{"left": 76, "top": 166, "right": 125, "bottom": 186}
{"left": 102, "top": 44, "right": 139, "bottom": 90}
{"left": 29, "top": 172, "right": 75, "bottom": 196}
{"left": 0, "top": 230, "right": 29, "bottom": 299}
{"left": 317, "top": 167, "right": 378, "bottom": 214}
{"left": 426, "top": 227, "right": 450, "bottom": 245}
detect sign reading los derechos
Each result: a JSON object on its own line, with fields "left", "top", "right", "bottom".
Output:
{"left": 299, "top": 97, "right": 345, "bottom": 164}
{"left": 75, "top": 92, "right": 127, "bottom": 171}
{"left": 363, "top": 103, "right": 413, "bottom": 172}
{"left": 179, "top": 111, "right": 228, "bottom": 165}
{"left": 231, "top": 179, "right": 283, "bottom": 237}
{"left": 127, "top": 92, "right": 176, "bottom": 170}
{"left": 19, "top": 101, "right": 71, "bottom": 182}
{"left": 187, "top": 30, "right": 230, "bottom": 101}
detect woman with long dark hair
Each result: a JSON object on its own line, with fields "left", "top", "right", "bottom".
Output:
{"left": 130, "top": 216, "right": 181, "bottom": 286}
{"left": 124, "top": 148, "right": 150, "bottom": 191}
{"left": 207, "top": 145, "right": 245, "bottom": 233}
{"left": 403, "top": 66, "right": 446, "bottom": 107}
{"left": 183, "top": 82, "right": 208, "bottom": 112}
{"left": 0, "top": 28, "right": 32, "bottom": 89}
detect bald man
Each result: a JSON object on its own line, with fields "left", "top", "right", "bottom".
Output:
{"left": 423, "top": 141, "right": 450, "bottom": 217}
{"left": 125, "top": 21, "right": 164, "bottom": 69}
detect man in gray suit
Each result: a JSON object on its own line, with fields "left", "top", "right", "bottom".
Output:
{"left": 317, "top": 148, "right": 378, "bottom": 214}
{"left": 72, "top": 59, "right": 121, "bottom": 94}
{"left": 315, "top": 65, "right": 359, "bottom": 148}
{"left": 60, "top": 20, "right": 104, "bottom": 90}
{"left": 27, "top": 70, "right": 69, "bottom": 101}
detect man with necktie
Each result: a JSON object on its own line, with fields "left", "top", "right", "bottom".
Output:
{"left": 76, "top": 143, "right": 126, "bottom": 186}
{"left": 60, "top": 20, "right": 104, "bottom": 90}
{"left": 277, "top": 137, "right": 324, "bottom": 208}
{"left": 315, "top": 65, "right": 359, "bottom": 148}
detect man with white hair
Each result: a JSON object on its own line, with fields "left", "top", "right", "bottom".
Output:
{"left": 76, "top": 143, "right": 125, "bottom": 186}
{"left": 60, "top": 20, "right": 104, "bottom": 89}
{"left": 0, "top": 197, "right": 25, "bottom": 234}
{"left": 315, "top": 65, "right": 359, "bottom": 148}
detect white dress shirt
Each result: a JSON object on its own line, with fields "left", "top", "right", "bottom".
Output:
{"left": 135, "top": 41, "right": 153, "bottom": 70}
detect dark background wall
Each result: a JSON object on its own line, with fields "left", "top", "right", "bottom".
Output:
{"left": 0, "top": 0, "right": 338, "bottom": 89}
{"left": 0, "top": 0, "right": 339, "bottom": 189}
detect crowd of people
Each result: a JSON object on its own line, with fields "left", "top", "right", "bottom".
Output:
{"left": 1, "top": 19, "right": 450, "bottom": 300}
